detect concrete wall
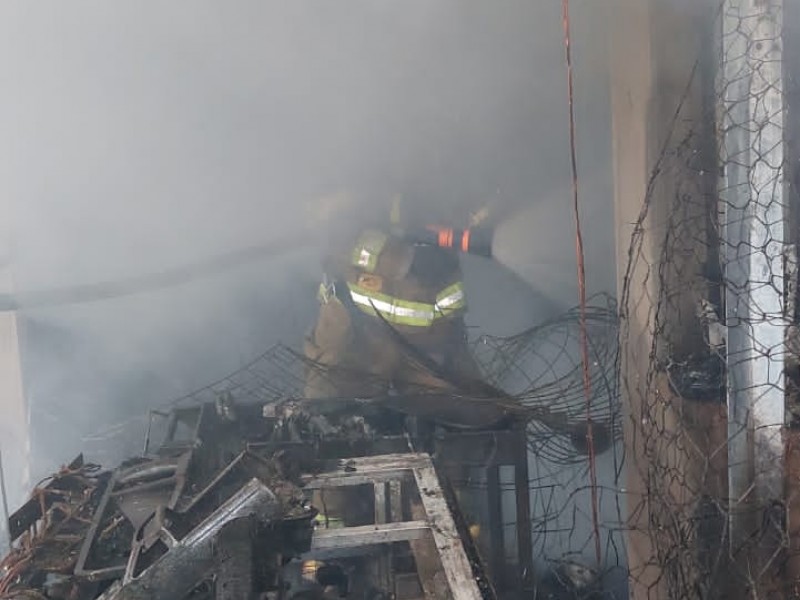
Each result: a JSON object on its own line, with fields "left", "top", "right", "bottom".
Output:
{"left": 609, "top": 0, "right": 722, "bottom": 597}
{"left": 0, "top": 205, "right": 29, "bottom": 521}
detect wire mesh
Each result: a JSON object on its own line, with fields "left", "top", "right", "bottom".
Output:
{"left": 618, "top": 1, "right": 797, "bottom": 598}
{"left": 77, "top": 287, "right": 623, "bottom": 590}
{"left": 142, "top": 294, "right": 624, "bottom": 593}
{"left": 154, "top": 296, "right": 621, "bottom": 467}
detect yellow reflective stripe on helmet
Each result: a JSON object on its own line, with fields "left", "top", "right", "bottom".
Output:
{"left": 434, "top": 282, "right": 466, "bottom": 316}
{"left": 351, "top": 229, "right": 388, "bottom": 273}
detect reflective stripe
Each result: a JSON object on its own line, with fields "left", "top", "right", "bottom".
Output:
{"left": 349, "top": 284, "right": 435, "bottom": 326}
{"left": 317, "top": 282, "right": 330, "bottom": 303}
{"left": 347, "top": 281, "right": 467, "bottom": 327}
{"left": 314, "top": 514, "right": 345, "bottom": 529}
{"left": 435, "top": 282, "right": 466, "bottom": 314}
{"left": 351, "top": 230, "right": 388, "bottom": 273}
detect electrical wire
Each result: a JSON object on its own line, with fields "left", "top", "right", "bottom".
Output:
{"left": 561, "top": 0, "right": 603, "bottom": 568}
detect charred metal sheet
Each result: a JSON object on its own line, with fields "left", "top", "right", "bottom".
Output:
{"left": 115, "top": 487, "right": 173, "bottom": 540}
{"left": 142, "top": 410, "right": 169, "bottom": 456}
{"left": 116, "top": 460, "right": 178, "bottom": 487}
{"left": 148, "top": 405, "right": 209, "bottom": 457}
{"left": 98, "top": 478, "right": 280, "bottom": 600}
{"left": 74, "top": 473, "right": 127, "bottom": 582}
{"left": 167, "top": 450, "right": 193, "bottom": 508}
{"left": 114, "top": 453, "right": 191, "bottom": 533}
{"left": 214, "top": 517, "right": 256, "bottom": 600}
{"left": 178, "top": 449, "right": 299, "bottom": 515}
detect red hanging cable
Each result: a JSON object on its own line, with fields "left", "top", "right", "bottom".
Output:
{"left": 561, "top": 0, "right": 603, "bottom": 568}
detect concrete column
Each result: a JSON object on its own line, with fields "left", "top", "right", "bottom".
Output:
{"left": 609, "top": 5, "right": 667, "bottom": 593}
{"left": 785, "top": 0, "right": 800, "bottom": 591}
{"left": 0, "top": 200, "right": 29, "bottom": 527}
{"left": 609, "top": 0, "right": 722, "bottom": 597}
{"left": 720, "top": 3, "right": 788, "bottom": 595}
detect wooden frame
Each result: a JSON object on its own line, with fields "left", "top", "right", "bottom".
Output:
{"left": 303, "top": 453, "right": 485, "bottom": 600}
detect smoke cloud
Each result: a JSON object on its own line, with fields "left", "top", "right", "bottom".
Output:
{"left": 0, "top": 0, "right": 616, "bottom": 554}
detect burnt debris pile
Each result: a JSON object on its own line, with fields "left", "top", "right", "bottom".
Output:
{"left": 0, "top": 402, "right": 317, "bottom": 600}
{"left": 2, "top": 295, "right": 622, "bottom": 599}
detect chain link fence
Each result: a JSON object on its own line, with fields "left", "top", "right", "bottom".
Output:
{"left": 618, "top": 1, "right": 798, "bottom": 597}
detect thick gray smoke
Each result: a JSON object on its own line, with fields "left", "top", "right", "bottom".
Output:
{"left": 0, "top": 1, "right": 617, "bottom": 570}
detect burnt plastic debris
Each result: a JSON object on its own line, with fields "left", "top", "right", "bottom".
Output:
{"left": 666, "top": 354, "right": 726, "bottom": 402}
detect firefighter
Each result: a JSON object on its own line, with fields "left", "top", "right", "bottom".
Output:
{"left": 302, "top": 201, "right": 512, "bottom": 430}
{"left": 301, "top": 196, "right": 510, "bottom": 530}
{"left": 301, "top": 194, "right": 611, "bottom": 530}
{"left": 301, "top": 193, "right": 620, "bottom": 447}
